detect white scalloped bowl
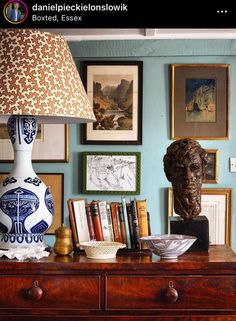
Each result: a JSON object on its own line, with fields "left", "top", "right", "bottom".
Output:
{"left": 140, "top": 234, "right": 197, "bottom": 259}
{"left": 80, "top": 241, "right": 126, "bottom": 259}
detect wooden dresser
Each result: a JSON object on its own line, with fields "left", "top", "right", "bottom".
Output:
{"left": 1, "top": 245, "right": 236, "bottom": 321}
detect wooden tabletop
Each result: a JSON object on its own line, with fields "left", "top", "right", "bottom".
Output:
{"left": 0, "top": 245, "right": 235, "bottom": 275}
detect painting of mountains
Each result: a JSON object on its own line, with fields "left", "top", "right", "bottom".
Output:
{"left": 93, "top": 74, "right": 133, "bottom": 130}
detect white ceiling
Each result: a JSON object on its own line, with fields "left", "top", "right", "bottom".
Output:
{"left": 41, "top": 28, "right": 236, "bottom": 41}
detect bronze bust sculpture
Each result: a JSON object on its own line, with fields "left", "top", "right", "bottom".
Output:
{"left": 163, "top": 138, "right": 208, "bottom": 220}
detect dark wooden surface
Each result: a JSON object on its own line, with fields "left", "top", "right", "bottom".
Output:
{"left": 1, "top": 245, "right": 236, "bottom": 321}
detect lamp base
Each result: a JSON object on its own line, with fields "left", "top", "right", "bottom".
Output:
{"left": 0, "top": 116, "right": 53, "bottom": 249}
{"left": 0, "top": 233, "right": 45, "bottom": 249}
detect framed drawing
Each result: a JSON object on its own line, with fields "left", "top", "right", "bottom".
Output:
{"left": 203, "top": 149, "right": 219, "bottom": 184}
{"left": 171, "top": 64, "right": 229, "bottom": 140}
{"left": 81, "top": 61, "right": 143, "bottom": 145}
{"left": 168, "top": 188, "right": 232, "bottom": 245}
{"left": 0, "top": 173, "right": 64, "bottom": 235}
{"left": 0, "top": 124, "right": 69, "bottom": 162}
{"left": 82, "top": 152, "right": 141, "bottom": 194}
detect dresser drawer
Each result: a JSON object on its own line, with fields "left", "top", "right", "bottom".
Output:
{"left": 106, "top": 275, "right": 236, "bottom": 310}
{"left": 0, "top": 275, "right": 100, "bottom": 310}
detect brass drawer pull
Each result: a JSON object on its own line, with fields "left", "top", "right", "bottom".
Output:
{"left": 28, "top": 280, "right": 43, "bottom": 301}
{"left": 164, "top": 281, "right": 178, "bottom": 303}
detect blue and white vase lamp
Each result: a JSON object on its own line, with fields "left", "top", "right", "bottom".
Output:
{"left": 0, "top": 29, "right": 95, "bottom": 250}
{"left": 0, "top": 116, "right": 53, "bottom": 249}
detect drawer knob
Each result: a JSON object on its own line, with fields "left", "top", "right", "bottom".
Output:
{"left": 164, "top": 282, "right": 178, "bottom": 303}
{"left": 28, "top": 281, "right": 43, "bottom": 301}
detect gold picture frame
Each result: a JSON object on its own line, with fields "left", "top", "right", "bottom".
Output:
{"left": 167, "top": 187, "right": 232, "bottom": 246}
{"left": 0, "top": 173, "right": 64, "bottom": 235}
{"left": 0, "top": 124, "right": 69, "bottom": 163}
{"left": 203, "top": 149, "right": 219, "bottom": 184}
{"left": 171, "top": 64, "right": 229, "bottom": 140}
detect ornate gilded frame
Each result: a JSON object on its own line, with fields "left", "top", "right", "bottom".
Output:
{"left": 171, "top": 64, "right": 229, "bottom": 140}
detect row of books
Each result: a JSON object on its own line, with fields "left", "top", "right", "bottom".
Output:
{"left": 67, "top": 198, "right": 151, "bottom": 250}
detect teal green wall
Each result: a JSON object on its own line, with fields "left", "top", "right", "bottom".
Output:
{"left": 1, "top": 39, "right": 236, "bottom": 249}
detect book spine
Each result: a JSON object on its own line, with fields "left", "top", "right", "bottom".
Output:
{"left": 116, "top": 203, "right": 123, "bottom": 243}
{"left": 98, "top": 200, "right": 111, "bottom": 241}
{"left": 72, "top": 199, "right": 90, "bottom": 243}
{"left": 119, "top": 204, "right": 127, "bottom": 246}
{"left": 85, "top": 204, "right": 96, "bottom": 241}
{"left": 121, "top": 197, "right": 131, "bottom": 248}
{"left": 136, "top": 199, "right": 149, "bottom": 238}
{"left": 67, "top": 199, "right": 80, "bottom": 250}
{"left": 90, "top": 201, "right": 104, "bottom": 241}
{"left": 126, "top": 203, "right": 135, "bottom": 248}
{"left": 106, "top": 204, "right": 114, "bottom": 241}
{"left": 110, "top": 203, "right": 120, "bottom": 242}
{"left": 130, "top": 200, "right": 141, "bottom": 250}
{"left": 147, "top": 211, "right": 151, "bottom": 235}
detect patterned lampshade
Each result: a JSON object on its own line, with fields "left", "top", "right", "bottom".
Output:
{"left": 0, "top": 29, "right": 95, "bottom": 123}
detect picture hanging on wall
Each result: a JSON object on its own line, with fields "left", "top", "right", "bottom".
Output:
{"left": 171, "top": 64, "right": 229, "bottom": 140}
{"left": 0, "top": 124, "right": 69, "bottom": 162}
{"left": 203, "top": 149, "right": 219, "bottom": 184}
{"left": 168, "top": 188, "right": 232, "bottom": 246}
{"left": 82, "top": 152, "right": 141, "bottom": 194}
{"left": 81, "top": 61, "right": 143, "bottom": 145}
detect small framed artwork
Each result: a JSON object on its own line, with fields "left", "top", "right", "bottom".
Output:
{"left": 82, "top": 152, "right": 141, "bottom": 194}
{"left": 171, "top": 64, "right": 229, "bottom": 140}
{"left": 81, "top": 61, "right": 143, "bottom": 145}
{"left": 0, "top": 124, "right": 69, "bottom": 162}
{"left": 203, "top": 149, "right": 219, "bottom": 184}
{"left": 168, "top": 188, "right": 232, "bottom": 245}
{"left": 0, "top": 173, "right": 64, "bottom": 235}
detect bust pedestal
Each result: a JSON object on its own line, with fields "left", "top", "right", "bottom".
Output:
{"left": 169, "top": 216, "right": 209, "bottom": 251}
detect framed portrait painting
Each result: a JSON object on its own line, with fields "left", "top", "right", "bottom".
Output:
{"left": 171, "top": 64, "right": 229, "bottom": 140}
{"left": 0, "top": 173, "right": 64, "bottom": 235}
{"left": 82, "top": 152, "right": 141, "bottom": 194}
{"left": 203, "top": 149, "right": 219, "bottom": 184}
{"left": 81, "top": 61, "right": 143, "bottom": 145}
{"left": 168, "top": 188, "right": 232, "bottom": 245}
{"left": 0, "top": 124, "right": 69, "bottom": 162}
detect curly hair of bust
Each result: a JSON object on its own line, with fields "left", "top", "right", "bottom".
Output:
{"left": 163, "top": 138, "right": 208, "bottom": 182}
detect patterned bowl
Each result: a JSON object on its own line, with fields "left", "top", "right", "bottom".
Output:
{"left": 140, "top": 234, "right": 197, "bottom": 259}
{"left": 80, "top": 241, "right": 126, "bottom": 259}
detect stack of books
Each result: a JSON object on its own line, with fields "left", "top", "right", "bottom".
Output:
{"left": 67, "top": 198, "right": 151, "bottom": 250}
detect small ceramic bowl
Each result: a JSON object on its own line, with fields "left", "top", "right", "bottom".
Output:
{"left": 140, "top": 234, "right": 197, "bottom": 259}
{"left": 80, "top": 241, "right": 126, "bottom": 259}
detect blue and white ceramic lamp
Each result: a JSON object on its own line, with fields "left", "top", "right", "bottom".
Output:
{"left": 0, "top": 116, "right": 53, "bottom": 249}
{"left": 0, "top": 29, "right": 96, "bottom": 250}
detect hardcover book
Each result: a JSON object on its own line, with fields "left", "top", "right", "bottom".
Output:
{"left": 90, "top": 201, "right": 104, "bottom": 241}
{"left": 98, "top": 200, "right": 111, "bottom": 241}
{"left": 72, "top": 199, "right": 90, "bottom": 243}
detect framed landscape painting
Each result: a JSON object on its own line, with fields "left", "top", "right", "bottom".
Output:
{"left": 168, "top": 188, "right": 232, "bottom": 245}
{"left": 82, "top": 152, "right": 141, "bottom": 194}
{"left": 171, "top": 64, "right": 229, "bottom": 140}
{"left": 81, "top": 61, "right": 143, "bottom": 145}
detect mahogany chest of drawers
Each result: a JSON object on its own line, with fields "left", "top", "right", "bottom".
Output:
{"left": 0, "top": 245, "right": 236, "bottom": 321}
